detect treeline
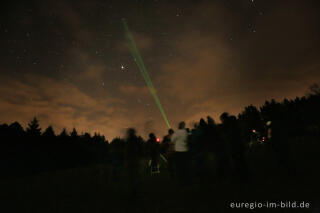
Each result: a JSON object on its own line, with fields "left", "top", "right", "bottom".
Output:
{"left": 184, "top": 84, "right": 320, "bottom": 181}
{"left": 0, "top": 118, "right": 109, "bottom": 178}
{"left": 0, "top": 84, "right": 320, "bottom": 179}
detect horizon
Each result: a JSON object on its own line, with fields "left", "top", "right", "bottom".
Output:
{"left": 1, "top": 88, "right": 313, "bottom": 140}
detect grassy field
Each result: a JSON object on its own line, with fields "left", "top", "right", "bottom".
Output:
{"left": 0, "top": 161, "right": 319, "bottom": 213}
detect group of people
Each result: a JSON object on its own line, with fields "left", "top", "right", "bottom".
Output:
{"left": 132, "top": 121, "right": 200, "bottom": 184}
{"left": 109, "top": 121, "right": 191, "bottom": 186}
{"left": 110, "top": 115, "right": 253, "bottom": 197}
{"left": 146, "top": 116, "right": 252, "bottom": 183}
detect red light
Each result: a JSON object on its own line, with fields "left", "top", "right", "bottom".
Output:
{"left": 156, "top": 138, "right": 160, "bottom": 143}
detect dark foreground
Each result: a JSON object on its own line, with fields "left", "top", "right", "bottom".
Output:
{"left": 1, "top": 162, "right": 319, "bottom": 213}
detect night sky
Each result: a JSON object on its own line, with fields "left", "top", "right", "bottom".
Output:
{"left": 1, "top": 0, "right": 320, "bottom": 139}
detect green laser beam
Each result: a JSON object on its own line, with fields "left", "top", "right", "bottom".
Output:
{"left": 122, "top": 18, "right": 171, "bottom": 129}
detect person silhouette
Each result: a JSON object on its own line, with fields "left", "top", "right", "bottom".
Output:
{"left": 147, "top": 133, "right": 160, "bottom": 174}
{"left": 124, "top": 128, "right": 143, "bottom": 197}
{"left": 161, "top": 129, "right": 175, "bottom": 177}
{"left": 171, "top": 121, "right": 189, "bottom": 184}
{"left": 161, "top": 129, "right": 174, "bottom": 157}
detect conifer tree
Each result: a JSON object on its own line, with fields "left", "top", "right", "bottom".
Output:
{"left": 26, "top": 117, "right": 41, "bottom": 136}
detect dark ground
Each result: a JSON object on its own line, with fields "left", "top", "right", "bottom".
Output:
{"left": 1, "top": 160, "right": 319, "bottom": 213}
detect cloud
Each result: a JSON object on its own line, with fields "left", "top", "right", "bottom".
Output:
{"left": 0, "top": 74, "right": 127, "bottom": 139}
{"left": 119, "top": 84, "right": 150, "bottom": 96}
{"left": 116, "top": 31, "right": 154, "bottom": 56}
{"left": 76, "top": 64, "right": 106, "bottom": 82}
{"left": 156, "top": 0, "right": 320, "bottom": 125}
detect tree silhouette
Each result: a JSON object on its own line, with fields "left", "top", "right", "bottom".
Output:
{"left": 9, "top": 122, "right": 24, "bottom": 133}
{"left": 59, "top": 128, "right": 69, "bottom": 140}
{"left": 43, "top": 126, "right": 55, "bottom": 138}
{"left": 9, "top": 122, "right": 25, "bottom": 143}
{"left": 26, "top": 117, "right": 41, "bottom": 137}
{"left": 70, "top": 128, "right": 78, "bottom": 139}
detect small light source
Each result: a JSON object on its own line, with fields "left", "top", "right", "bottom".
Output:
{"left": 252, "top": 129, "right": 256, "bottom": 133}
{"left": 156, "top": 138, "right": 160, "bottom": 143}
